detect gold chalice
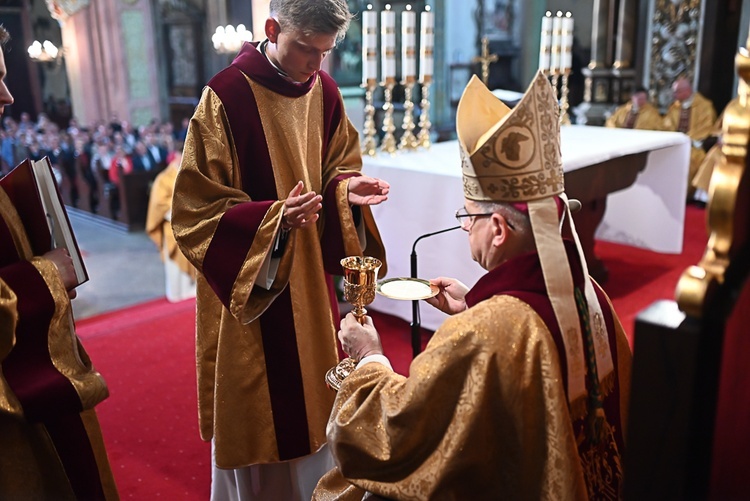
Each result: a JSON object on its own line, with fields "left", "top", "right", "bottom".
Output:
{"left": 325, "top": 256, "right": 382, "bottom": 391}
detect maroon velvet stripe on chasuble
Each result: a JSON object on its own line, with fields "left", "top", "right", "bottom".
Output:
{"left": 0, "top": 260, "right": 106, "bottom": 499}
{"left": 0, "top": 216, "right": 18, "bottom": 267}
{"left": 204, "top": 47, "right": 354, "bottom": 459}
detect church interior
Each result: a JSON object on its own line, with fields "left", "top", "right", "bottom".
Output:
{"left": 2, "top": 0, "right": 750, "bottom": 498}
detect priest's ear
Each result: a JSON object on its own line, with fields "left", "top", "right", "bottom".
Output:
{"left": 266, "top": 18, "right": 281, "bottom": 43}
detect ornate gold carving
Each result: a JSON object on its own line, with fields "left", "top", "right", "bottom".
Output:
{"left": 676, "top": 48, "right": 750, "bottom": 317}
{"left": 649, "top": 0, "right": 702, "bottom": 110}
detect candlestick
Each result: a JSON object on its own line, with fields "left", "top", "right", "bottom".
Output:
{"left": 362, "top": 5, "right": 378, "bottom": 85}
{"left": 380, "top": 82, "right": 397, "bottom": 154}
{"left": 402, "top": 5, "right": 417, "bottom": 82}
{"left": 550, "top": 11, "right": 563, "bottom": 76}
{"left": 539, "top": 11, "right": 552, "bottom": 73}
{"left": 399, "top": 82, "right": 419, "bottom": 151}
{"left": 419, "top": 6, "right": 434, "bottom": 84}
{"left": 560, "top": 72, "right": 571, "bottom": 125}
{"left": 417, "top": 81, "right": 432, "bottom": 149}
{"left": 361, "top": 81, "right": 378, "bottom": 156}
{"left": 381, "top": 5, "right": 396, "bottom": 82}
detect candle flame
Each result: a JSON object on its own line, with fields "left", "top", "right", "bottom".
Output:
{"left": 385, "top": 4, "right": 391, "bottom": 10}
{"left": 367, "top": 3, "right": 372, "bottom": 10}
{"left": 406, "top": 4, "right": 412, "bottom": 10}
{"left": 425, "top": 5, "right": 431, "bottom": 12}
{"left": 565, "top": 11, "right": 572, "bottom": 18}
{"left": 556, "top": 10, "right": 563, "bottom": 17}
{"left": 545, "top": 11, "right": 552, "bottom": 17}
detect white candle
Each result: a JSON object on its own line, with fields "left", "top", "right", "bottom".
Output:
{"left": 401, "top": 5, "right": 417, "bottom": 82}
{"left": 550, "top": 11, "right": 563, "bottom": 75}
{"left": 381, "top": 5, "right": 396, "bottom": 81}
{"left": 419, "top": 6, "right": 434, "bottom": 83}
{"left": 562, "top": 13, "right": 574, "bottom": 71}
{"left": 539, "top": 12, "right": 552, "bottom": 72}
{"left": 362, "top": 5, "right": 378, "bottom": 84}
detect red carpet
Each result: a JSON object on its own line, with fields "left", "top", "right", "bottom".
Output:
{"left": 75, "top": 205, "right": 708, "bottom": 498}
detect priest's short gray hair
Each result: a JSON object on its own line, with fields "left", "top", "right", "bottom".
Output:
{"left": 270, "top": 0, "right": 353, "bottom": 42}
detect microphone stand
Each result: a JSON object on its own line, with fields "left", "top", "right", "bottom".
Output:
{"left": 410, "top": 225, "right": 461, "bottom": 357}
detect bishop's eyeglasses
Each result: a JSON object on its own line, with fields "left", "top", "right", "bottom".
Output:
{"left": 454, "top": 207, "right": 516, "bottom": 231}
{"left": 455, "top": 207, "right": 495, "bottom": 230}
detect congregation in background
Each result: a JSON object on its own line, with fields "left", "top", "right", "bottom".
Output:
{"left": 0, "top": 111, "right": 188, "bottom": 228}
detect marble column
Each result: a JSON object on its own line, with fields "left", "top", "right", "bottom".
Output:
{"left": 589, "top": 0, "right": 613, "bottom": 68}
{"left": 614, "top": 0, "right": 638, "bottom": 69}
{"left": 61, "top": 0, "right": 161, "bottom": 128}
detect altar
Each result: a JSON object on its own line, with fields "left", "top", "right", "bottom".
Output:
{"left": 363, "top": 125, "right": 691, "bottom": 331}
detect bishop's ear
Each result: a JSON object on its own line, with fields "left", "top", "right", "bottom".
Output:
{"left": 490, "top": 213, "right": 511, "bottom": 246}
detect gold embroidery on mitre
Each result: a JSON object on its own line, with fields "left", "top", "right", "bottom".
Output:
{"left": 457, "top": 71, "right": 563, "bottom": 203}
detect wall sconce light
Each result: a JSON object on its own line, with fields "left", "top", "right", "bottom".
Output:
{"left": 28, "top": 40, "right": 64, "bottom": 66}
{"left": 212, "top": 24, "right": 253, "bottom": 55}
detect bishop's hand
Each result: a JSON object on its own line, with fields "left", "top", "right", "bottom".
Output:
{"left": 338, "top": 312, "right": 383, "bottom": 361}
{"left": 347, "top": 175, "right": 390, "bottom": 206}
{"left": 425, "top": 277, "right": 469, "bottom": 315}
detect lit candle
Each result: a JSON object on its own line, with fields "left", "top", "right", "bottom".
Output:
{"left": 539, "top": 11, "right": 552, "bottom": 73}
{"left": 381, "top": 5, "right": 396, "bottom": 82}
{"left": 362, "top": 4, "right": 378, "bottom": 85}
{"left": 419, "top": 6, "right": 434, "bottom": 83}
{"left": 562, "top": 13, "right": 574, "bottom": 72}
{"left": 550, "top": 11, "right": 563, "bottom": 75}
{"left": 401, "top": 5, "right": 417, "bottom": 82}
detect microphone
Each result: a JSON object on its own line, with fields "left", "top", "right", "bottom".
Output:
{"left": 410, "top": 225, "right": 461, "bottom": 357}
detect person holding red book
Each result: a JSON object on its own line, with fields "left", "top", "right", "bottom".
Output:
{"left": 0, "top": 25, "right": 119, "bottom": 500}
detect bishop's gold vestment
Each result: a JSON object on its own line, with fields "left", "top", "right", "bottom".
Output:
{"left": 316, "top": 245, "right": 631, "bottom": 500}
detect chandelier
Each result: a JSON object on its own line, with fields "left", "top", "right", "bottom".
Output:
{"left": 212, "top": 24, "right": 253, "bottom": 54}
{"left": 27, "top": 40, "right": 63, "bottom": 64}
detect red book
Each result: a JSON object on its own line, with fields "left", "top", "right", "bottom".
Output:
{"left": 0, "top": 157, "right": 89, "bottom": 286}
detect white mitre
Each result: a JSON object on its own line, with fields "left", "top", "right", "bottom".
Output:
{"left": 456, "top": 71, "right": 614, "bottom": 417}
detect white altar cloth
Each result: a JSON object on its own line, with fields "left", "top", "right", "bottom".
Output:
{"left": 363, "top": 125, "right": 691, "bottom": 331}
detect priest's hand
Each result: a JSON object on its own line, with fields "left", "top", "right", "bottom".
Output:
{"left": 282, "top": 181, "right": 322, "bottom": 229}
{"left": 339, "top": 312, "right": 383, "bottom": 361}
{"left": 44, "top": 248, "right": 78, "bottom": 299}
{"left": 425, "top": 277, "right": 469, "bottom": 315}
{"left": 347, "top": 175, "right": 390, "bottom": 206}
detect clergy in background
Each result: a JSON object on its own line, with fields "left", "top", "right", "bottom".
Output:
{"left": 146, "top": 145, "right": 196, "bottom": 302}
{"left": 662, "top": 76, "right": 717, "bottom": 201}
{"left": 314, "top": 72, "right": 632, "bottom": 500}
{"left": 605, "top": 86, "right": 663, "bottom": 130}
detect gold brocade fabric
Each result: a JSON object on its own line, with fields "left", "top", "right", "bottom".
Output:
{"left": 605, "top": 102, "right": 664, "bottom": 131}
{"left": 663, "top": 93, "right": 717, "bottom": 197}
{"left": 145, "top": 160, "right": 196, "bottom": 277}
{"left": 316, "top": 295, "right": 631, "bottom": 500}
{"left": 663, "top": 92, "right": 717, "bottom": 143}
{"left": 0, "top": 192, "right": 117, "bottom": 499}
{"left": 172, "top": 75, "right": 386, "bottom": 468}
